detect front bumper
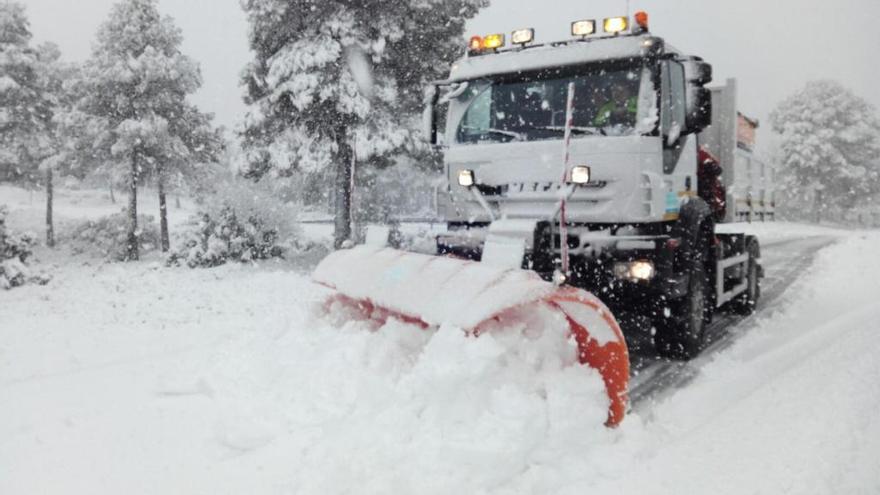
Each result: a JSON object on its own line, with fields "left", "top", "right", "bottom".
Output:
{"left": 438, "top": 221, "right": 687, "bottom": 326}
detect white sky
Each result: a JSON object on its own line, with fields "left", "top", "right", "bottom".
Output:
{"left": 24, "top": 0, "right": 880, "bottom": 148}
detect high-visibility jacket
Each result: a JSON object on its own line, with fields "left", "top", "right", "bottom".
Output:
{"left": 593, "top": 96, "right": 638, "bottom": 126}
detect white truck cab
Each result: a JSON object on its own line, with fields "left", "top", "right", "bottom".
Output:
{"left": 435, "top": 34, "right": 704, "bottom": 226}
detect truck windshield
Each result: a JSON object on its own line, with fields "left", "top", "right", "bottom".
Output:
{"left": 456, "top": 66, "right": 647, "bottom": 145}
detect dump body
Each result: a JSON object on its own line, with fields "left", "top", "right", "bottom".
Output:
{"left": 700, "top": 78, "right": 776, "bottom": 222}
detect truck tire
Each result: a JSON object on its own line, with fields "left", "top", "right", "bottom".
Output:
{"left": 655, "top": 218, "right": 712, "bottom": 360}
{"left": 729, "top": 239, "right": 761, "bottom": 315}
{"left": 656, "top": 261, "right": 709, "bottom": 359}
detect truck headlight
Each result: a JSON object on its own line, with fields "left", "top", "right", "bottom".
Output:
{"left": 458, "top": 169, "right": 475, "bottom": 187}
{"left": 614, "top": 260, "right": 655, "bottom": 281}
{"left": 569, "top": 166, "right": 591, "bottom": 185}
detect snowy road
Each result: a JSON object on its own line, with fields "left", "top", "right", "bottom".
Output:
{"left": 628, "top": 234, "right": 837, "bottom": 411}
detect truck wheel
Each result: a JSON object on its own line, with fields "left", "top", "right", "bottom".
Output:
{"left": 655, "top": 226, "right": 711, "bottom": 360}
{"left": 729, "top": 240, "right": 761, "bottom": 315}
{"left": 656, "top": 265, "right": 709, "bottom": 359}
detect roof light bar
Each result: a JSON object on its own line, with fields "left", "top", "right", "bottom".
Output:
{"left": 571, "top": 19, "right": 596, "bottom": 37}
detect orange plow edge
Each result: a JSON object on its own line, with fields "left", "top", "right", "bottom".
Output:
{"left": 312, "top": 246, "right": 630, "bottom": 427}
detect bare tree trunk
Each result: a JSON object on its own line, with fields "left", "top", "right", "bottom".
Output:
{"left": 109, "top": 181, "right": 116, "bottom": 204}
{"left": 814, "top": 189, "right": 823, "bottom": 224}
{"left": 333, "top": 128, "right": 353, "bottom": 249}
{"left": 158, "top": 170, "right": 170, "bottom": 253}
{"left": 46, "top": 167, "right": 55, "bottom": 248}
{"left": 126, "top": 155, "right": 139, "bottom": 261}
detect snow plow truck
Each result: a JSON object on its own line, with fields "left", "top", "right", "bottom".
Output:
{"left": 314, "top": 12, "right": 764, "bottom": 427}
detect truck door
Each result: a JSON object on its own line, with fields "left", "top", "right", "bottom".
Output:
{"left": 661, "top": 60, "right": 697, "bottom": 209}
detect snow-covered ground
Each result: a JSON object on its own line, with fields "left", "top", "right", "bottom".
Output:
{"left": 1, "top": 188, "right": 879, "bottom": 494}
{"left": 0, "top": 184, "right": 197, "bottom": 235}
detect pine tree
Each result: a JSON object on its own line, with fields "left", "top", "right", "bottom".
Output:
{"left": 770, "top": 81, "right": 880, "bottom": 219}
{"left": 0, "top": 2, "right": 52, "bottom": 183}
{"left": 32, "top": 42, "right": 80, "bottom": 248}
{"left": 153, "top": 104, "right": 224, "bottom": 252}
{"left": 240, "top": 0, "right": 487, "bottom": 248}
{"left": 78, "top": 0, "right": 218, "bottom": 259}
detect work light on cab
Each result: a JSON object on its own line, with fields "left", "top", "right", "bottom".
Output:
{"left": 571, "top": 19, "right": 596, "bottom": 37}
{"left": 511, "top": 28, "right": 534, "bottom": 46}
{"left": 603, "top": 16, "right": 629, "bottom": 34}
{"left": 482, "top": 33, "right": 505, "bottom": 50}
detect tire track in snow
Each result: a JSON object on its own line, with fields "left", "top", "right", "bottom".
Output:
{"left": 627, "top": 235, "right": 837, "bottom": 414}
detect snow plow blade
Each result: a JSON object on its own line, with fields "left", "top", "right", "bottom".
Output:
{"left": 313, "top": 246, "right": 630, "bottom": 427}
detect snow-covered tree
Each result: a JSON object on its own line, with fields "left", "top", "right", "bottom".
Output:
{"left": 770, "top": 81, "right": 880, "bottom": 219}
{"left": 240, "top": 0, "right": 487, "bottom": 247}
{"left": 33, "top": 42, "right": 69, "bottom": 247}
{"left": 0, "top": 2, "right": 51, "bottom": 183}
{"left": 147, "top": 103, "right": 224, "bottom": 252}
{"left": 78, "top": 0, "right": 219, "bottom": 259}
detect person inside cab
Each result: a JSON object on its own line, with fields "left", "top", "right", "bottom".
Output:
{"left": 593, "top": 81, "right": 638, "bottom": 128}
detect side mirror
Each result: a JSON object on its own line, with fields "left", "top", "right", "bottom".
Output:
{"left": 679, "top": 57, "right": 713, "bottom": 135}
{"left": 682, "top": 57, "right": 713, "bottom": 85}
{"left": 685, "top": 87, "right": 712, "bottom": 134}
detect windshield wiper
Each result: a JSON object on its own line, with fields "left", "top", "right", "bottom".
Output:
{"left": 462, "top": 125, "right": 526, "bottom": 141}
{"left": 530, "top": 125, "right": 602, "bottom": 136}
{"left": 485, "top": 128, "right": 526, "bottom": 140}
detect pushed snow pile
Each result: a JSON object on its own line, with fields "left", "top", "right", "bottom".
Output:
{"left": 265, "top": 316, "right": 619, "bottom": 493}
{"left": 313, "top": 246, "right": 629, "bottom": 426}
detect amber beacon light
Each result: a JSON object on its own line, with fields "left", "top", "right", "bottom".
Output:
{"left": 634, "top": 11, "right": 649, "bottom": 33}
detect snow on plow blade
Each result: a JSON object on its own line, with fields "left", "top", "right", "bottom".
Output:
{"left": 312, "top": 246, "right": 630, "bottom": 427}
